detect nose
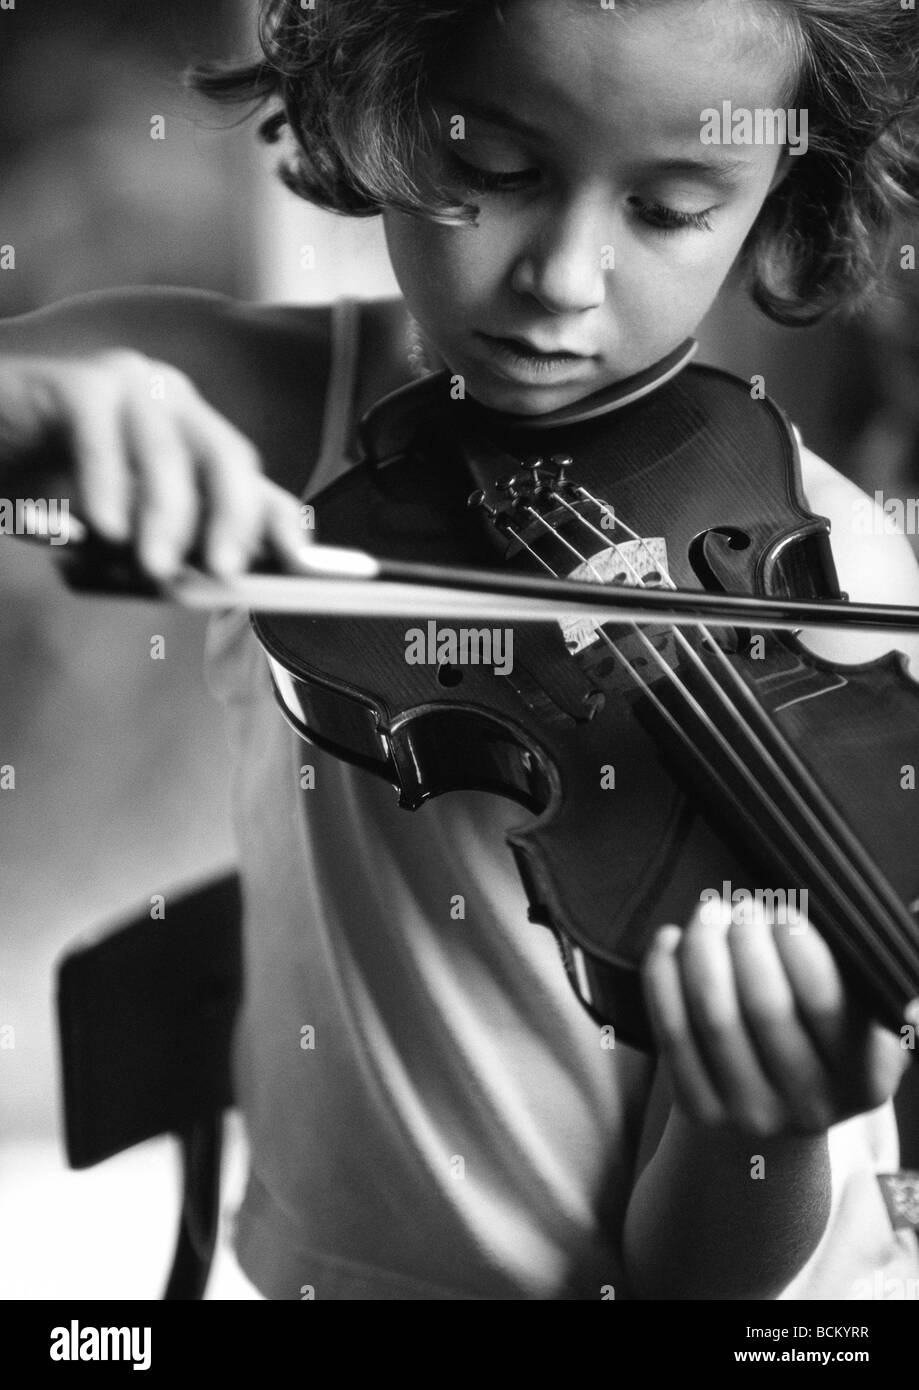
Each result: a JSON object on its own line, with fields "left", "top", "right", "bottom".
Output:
{"left": 510, "top": 191, "right": 610, "bottom": 315}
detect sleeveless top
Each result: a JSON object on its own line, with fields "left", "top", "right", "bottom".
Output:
{"left": 205, "top": 299, "right": 917, "bottom": 1300}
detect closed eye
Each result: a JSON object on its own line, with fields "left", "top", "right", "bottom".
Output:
{"left": 446, "top": 152, "right": 540, "bottom": 195}
{"left": 444, "top": 153, "right": 719, "bottom": 233}
{"left": 630, "top": 198, "right": 717, "bottom": 233}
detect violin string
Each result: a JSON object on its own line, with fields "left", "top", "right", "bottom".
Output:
{"left": 484, "top": 473, "right": 915, "bottom": 989}
{"left": 571, "top": 490, "right": 919, "bottom": 980}
{"left": 522, "top": 505, "right": 609, "bottom": 584}
{"left": 516, "top": 490, "right": 914, "bottom": 993}
{"left": 503, "top": 526, "right": 568, "bottom": 577}
{"left": 568, "top": 490, "right": 919, "bottom": 984}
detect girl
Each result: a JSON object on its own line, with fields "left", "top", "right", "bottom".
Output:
{"left": 4, "top": 0, "right": 919, "bottom": 1299}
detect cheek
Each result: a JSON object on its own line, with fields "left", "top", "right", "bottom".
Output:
{"left": 628, "top": 211, "right": 760, "bottom": 311}
{"left": 384, "top": 212, "right": 514, "bottom": 318}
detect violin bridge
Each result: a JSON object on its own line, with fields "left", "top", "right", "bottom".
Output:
{"left": 560, "top": 538, "right": 670, "bottom": 655}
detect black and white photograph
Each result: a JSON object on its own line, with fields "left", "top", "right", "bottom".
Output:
{"left": 2, "top": 0, "right": 919, "bottom": 1353}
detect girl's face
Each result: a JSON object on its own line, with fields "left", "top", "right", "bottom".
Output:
{"left": 383, "top": 0, "right": 798, "bottom": 415}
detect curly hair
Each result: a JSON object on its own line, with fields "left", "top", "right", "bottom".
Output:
{"left": 189, "top": 0, "right": 919, "bottom": 326}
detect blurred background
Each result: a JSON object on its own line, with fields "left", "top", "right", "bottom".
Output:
{"left": 0, "top": 0, "right": 917, "bottom": 1301}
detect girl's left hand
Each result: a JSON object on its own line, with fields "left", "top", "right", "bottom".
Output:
{"left": 641, "top": 897, "right": 910, "bottom": 1137}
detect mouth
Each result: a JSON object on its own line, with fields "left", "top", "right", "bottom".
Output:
{"left": 475, "top": 332, "right": 600, "bottom": 385}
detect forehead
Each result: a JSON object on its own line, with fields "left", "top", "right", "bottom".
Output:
{"left": 438, "top": 0, "right": 799, "bottom": 152}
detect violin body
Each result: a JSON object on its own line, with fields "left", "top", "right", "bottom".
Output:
{"left": 253, "top": 363, "right": 919, "bottom": 1048}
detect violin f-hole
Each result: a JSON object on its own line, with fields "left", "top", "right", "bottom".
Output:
{"left": 688, "top": 526, "right": 754, "bottom": 590}
{"left": 689, "top": 526, "right": 757, "bottom": 654}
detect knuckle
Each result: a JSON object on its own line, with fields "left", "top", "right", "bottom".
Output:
{"left": 66, "top": 362, "right": 117, "bottom": 408}
{"left": 154, "top": 360, "right": 195, "bottom": 391}
{"left": 92, "top": 347, "right": 150, "bottom": 379}
{"left": 228, "top": 436, "right": 261, "bottom": 474}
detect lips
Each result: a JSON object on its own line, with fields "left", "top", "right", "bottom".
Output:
{"left": 481, "top": 333, "right": 596, "bottom": 359}
{"left": 473, "top": 332, "right": 602, "bottom": 389}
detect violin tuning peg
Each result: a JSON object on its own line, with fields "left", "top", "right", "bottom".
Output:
{"left": 467, "top": 488, "right": 499, "bottom": 521}
{"left": 550, "top": 454, "right": 574, "bottom": 484}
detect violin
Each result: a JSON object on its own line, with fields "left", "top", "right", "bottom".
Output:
{"left": 248, "top": 350, "right": 919, "bottom": 1049}
{"left": 51, "top": 345, "right": 919, "bottom": 1049}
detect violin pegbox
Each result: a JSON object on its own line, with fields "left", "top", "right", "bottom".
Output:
{"left": 468, "top": 453, "right": 672, "bottom": 656}
{"left": 468, "top": 453, "right": 600, "bottom": 562}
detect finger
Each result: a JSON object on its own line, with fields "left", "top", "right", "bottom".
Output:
{"left": 67, "top": 385, "right": 133, "bottom": 543}
{"left": 680, "top": 901, "right": 787, "bottom": 1134}
{"left": 181, "top": 400, "right": 264, "bottom": 576}
{"left": 260, "top": 485, "right": 316, "bottom": 572}
{"left": 642, "top": 925, "right": 728, "bottom": 1127}
{"left": 773, "top": 911, "right": 908, "bottom": 1113}
{"left": 728, "top": 903, "right": 834, "bottom": 1130}
{"left": 123, "top": 396, "right": 199, "bottom": 578}
{"left": 770, "top": 911, "right": 848, "bottom": 1057}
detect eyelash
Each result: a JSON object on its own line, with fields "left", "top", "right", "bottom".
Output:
{"left": 634, "top": 200, "right": 715, "bottom": 234}
{"left": 446, "top": 154, "right": 716, "bottom": 233}
{"left": 448, "top": 153, "right": 539, "bottom": 194}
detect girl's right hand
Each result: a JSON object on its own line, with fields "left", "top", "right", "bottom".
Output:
{"left": 0, "top": 350, "right": 312, "bottom": 579}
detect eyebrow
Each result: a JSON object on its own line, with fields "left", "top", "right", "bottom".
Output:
{"left": 436, "top": 96, "right": 755, "bottom": 185}
{"left": 436, "top": 94, "right": 543, "bottom": 143}
{"left": 637, "top": 156, "right": 753, "bottom": 187}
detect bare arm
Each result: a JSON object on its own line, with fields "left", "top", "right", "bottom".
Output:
{"left": 624, "top": 1073, "right": 832, "bottom": 1299}
{"left": 0, "top": 287, "right": 334, "bottom": 576}
{"left": 0, "top": 286, "right": 333, "bottom": 495}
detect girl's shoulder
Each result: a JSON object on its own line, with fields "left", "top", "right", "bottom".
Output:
{"left": 799, "top": 444, "right": 919, "bottom": 672}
